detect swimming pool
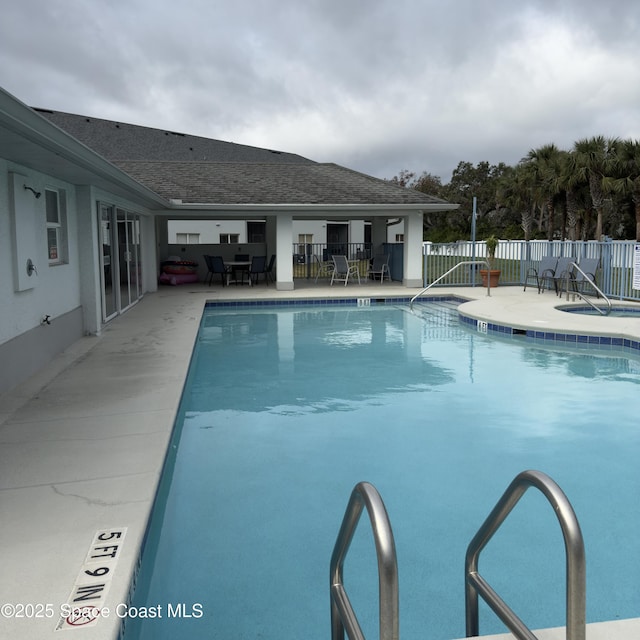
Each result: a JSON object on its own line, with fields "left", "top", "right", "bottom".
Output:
{"left": 561, "top": 304, "right": 640, "bottom": 318}
{"left": 124, "top": 300, "right": 640, "bottom": 640}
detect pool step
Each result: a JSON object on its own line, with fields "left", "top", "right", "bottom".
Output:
{"left": 414, "top": 297, "right": 461, "bottom": 311}
{"left": 407, "top": 299, "right": 461, "bottom": 328}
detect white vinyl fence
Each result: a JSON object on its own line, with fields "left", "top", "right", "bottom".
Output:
{"left": 423, "top": 240, "right": 640, "bottom": 302}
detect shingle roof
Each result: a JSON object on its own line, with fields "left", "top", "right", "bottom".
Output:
{"left": 34, "top": 108, "right": 313, "bottom": 164}
{"left": 113, "top": 160, "right": 450, "bottom": 205}
{"left": 34, "top": 108, "right": 455, "bottom": 208}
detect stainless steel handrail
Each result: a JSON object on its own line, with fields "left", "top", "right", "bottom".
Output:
{"left": 410, "top": 260, "right": 492, "bottom": 309}
{"left": 561, "top": 263, "right": 612, "bottom": 315}
{"left": 330, "top": 482, "right": 399, "bottom": 640}
{"left": 465, "top": 470, "right": 586, "bottom": 640}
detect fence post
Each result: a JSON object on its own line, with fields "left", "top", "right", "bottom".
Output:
{"left": 422, "top": 243, "right": 427, "bottom": 287}
{"left": 304, "top": 243, "right": 311, "bottom": 279}
{"left": 601, "top": 238, "right": 612, "bottom": 298}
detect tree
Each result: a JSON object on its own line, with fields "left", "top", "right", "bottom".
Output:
{"left": 387, "top": 170, "right": 442, "bottom": 193}
{"left": 436, "top": 160, "right": 510, "bottom": 239}
{"left": 610, "top": 139, "right": 640, "bottom": 241}
{"left": 412, "top": 172, "right": 443, "bottom": 195}
{"left": 569, "top": 136, "right": 620, "bottom": 240}
{"left": 388, "top": 170, "right": 446, "bottom": 235}
{"left": 524, "top": 143, "right": 566, "bottom": 240}
{"left": 387, "top": 136, "right": 640, "bottom": 241}
{"left": 387, "top": 169, "right": 417, "bottom": 188}
{"left": 496, "top": 163, "right": 536, "bottom": 240}
{"left": 440, "top": 161, "right": 506, "bottom": 215}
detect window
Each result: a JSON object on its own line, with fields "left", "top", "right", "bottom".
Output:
{"left": 46, "top": 188, "right": 67, "bottom": 264}
{"left": 297, "top": 233, "right": 313, "bottom": 253}
{"left": 247, "top": 221, "right": 266, "bottom": 243}
{"left": 395, "top": 234, "right": 405, "bottom": 243}
{"left": 175, "top": 233, "right": 200, "bottom": 244}
{"left": 220, "top": 233, "right": 240, "bottom": 244}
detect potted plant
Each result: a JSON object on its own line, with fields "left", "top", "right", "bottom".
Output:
{"left": 480, "top": 235, "right": 501, "bottom": 287}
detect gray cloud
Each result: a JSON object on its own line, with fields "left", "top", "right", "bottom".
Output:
{"left": 2, "top": 0, "right": 640, "bottom": 181}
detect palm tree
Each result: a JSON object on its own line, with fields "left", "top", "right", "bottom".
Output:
{"left": 496, "top": 163, "right": 536, "bottom": 240}
{"left": 525, "top": 143, "right": 565, "bottom": 239}
{"left": 559, "top": 150, "right": 590, "bottom": 240}
{"left": 609, "top": 139, "right": 640, "bottom": 241}
{"left": 569, "top": 136, "right": 619, "bottom": 240}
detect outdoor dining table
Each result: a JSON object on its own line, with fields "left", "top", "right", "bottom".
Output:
{"left": 226, "top": 261, "right": 252, "bottom": 286}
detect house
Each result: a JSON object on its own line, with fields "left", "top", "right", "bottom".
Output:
{"left": 0, "top": 85, "right": 458, "bottom": 394}
{"left": 33, "top": 109, "right": 421, "bottom": 248}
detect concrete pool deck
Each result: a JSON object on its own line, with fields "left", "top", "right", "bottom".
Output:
{"left": 1, "top": 282, "right": 639, "bottom": 640}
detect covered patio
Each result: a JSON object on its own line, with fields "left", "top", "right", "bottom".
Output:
{"left": 151, "top": 192, "right": 459, "bottom": 292}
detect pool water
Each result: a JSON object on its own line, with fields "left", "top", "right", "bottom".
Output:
{"left": 562, "top": 305, "right": 640, "bottom": 318}
{"left": 124, "top": 302, "right": 640, "bottom": 640}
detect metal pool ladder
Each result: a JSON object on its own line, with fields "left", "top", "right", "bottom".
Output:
{"left": 560, "top": 262, "right": 612, "bottom": 316}
{"left": 465, "top": 470, "right": 586, "bottom": 640}
{"left": 330, "top": 482, "right": 399, "bottom": 640}
{"left": 331, "top": 471, "right": 586, "bottom": 640}
{"left": 410, "top": 260, "right": 492, "bottom": 310}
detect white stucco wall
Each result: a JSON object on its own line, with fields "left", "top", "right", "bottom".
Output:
{"left": 0, "top": 161, "right": 81, "bottom": 346}
{"left": 387, "top": 219, "right": 405, "bottom": 241}
{"left": 292, "top": 220, "right": 327, "bottom": 242}
{"left": 0, "top": 156, "right": 158, "bottom": 392}
{"left": 166, "top": 218, "right": 404, "bottom": 245}
{"left": 0, "top": 161, "right": 156, "bottom": 348}
{"left": 167, "top": 219, "right": 247, "bottom": 243}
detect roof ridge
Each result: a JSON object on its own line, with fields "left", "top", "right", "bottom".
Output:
{"left": 114, "top": 159, "right": 318, "bottom": 165}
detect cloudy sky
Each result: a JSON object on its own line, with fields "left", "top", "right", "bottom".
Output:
{"left": 2, "top": 0, "right": 639, "bottom": 182}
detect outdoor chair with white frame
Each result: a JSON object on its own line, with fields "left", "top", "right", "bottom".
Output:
{"left": 330, "top": 254, "right": 360, "bottom": 286}
{"left": 313, "top": 254, "right": 335, "bottom": 282}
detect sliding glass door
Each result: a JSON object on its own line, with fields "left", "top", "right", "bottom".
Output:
{"left": 98, "top": 204, "right": 142, "bottom": 322}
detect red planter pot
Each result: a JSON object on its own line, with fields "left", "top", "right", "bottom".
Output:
{"left": 479, "top": 269, "right": 501, "bottom": 288}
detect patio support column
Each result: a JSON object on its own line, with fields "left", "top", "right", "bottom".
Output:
{"left": 349, "top": 220, "right": 365, "bottom": 246}
{"left": 76, "top": 185, "right": 101, "bottom": 335}
{"left": 275, "top": 213, "right": 294, "bottom": 290}
{"left": 403, "top": 211, "right": 424, "bottom": 287}
{"left": 265, "top": 215, "right": 277, "bottom": 258}
{"left": 371, "top": 217, "right": 387, "bottom": 255}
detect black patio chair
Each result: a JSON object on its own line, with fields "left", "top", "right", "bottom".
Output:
{"left": 204, "top": 255, "right": 231, "bottom": 286}
{"left": 550, "top": 257, "right": 575, "bottom": 295}
{"left": 367, "top": 254, "right": 391, "bottom": 282}
{"left": 245, "top": 255, "right": 268, "bottom": 285}
{"left": 524, "top": 255, "right": 557, "bottom": 293}
{"left": 265, "top": 254, "right": 276, "bottom": 283}
{"left": 568, "top": 258, "right": 600, "bottom": 297}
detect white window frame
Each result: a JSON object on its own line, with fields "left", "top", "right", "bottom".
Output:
{"left": 176, "top": 232, "right": 200, "bottom": 244}
{"left": 45, "top": 187, "right": 67, "bottom": 264}
{"left": 220, "top": 233, "right": 240, "bottom": 244}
